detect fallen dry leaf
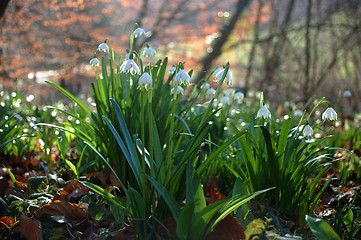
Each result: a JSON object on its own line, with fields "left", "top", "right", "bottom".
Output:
{"left": 35, "top": 200, "right": 88, "bottom": 221}
{"left": 158, "top": 218, "right": 177, "bottom": 238}
{"left": 0, "top": 216, "right": 16, "bottom": 228}
{"left": 109, "top": 226, "right": 134, "bottom": 240}
{"left": 14, "top": 214, "right": 43, "bottom": 240}
{"left": 208, "top": 214, "right": 245, "bottom": 240}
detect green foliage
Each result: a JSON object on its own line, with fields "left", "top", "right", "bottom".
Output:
{"left": 306, "top": 215, "right": 341, "bottom": 240}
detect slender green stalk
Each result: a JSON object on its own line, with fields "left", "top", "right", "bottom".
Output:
{"left": 166, "top": 84, "right": 178, "bottom": 171}
{"left": 148, "top": 88, "right": 154, "bottom": 178}
{"left": 140, "top": 89, "right": 147, "bottom": 236}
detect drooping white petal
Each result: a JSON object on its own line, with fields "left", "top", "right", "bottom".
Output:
{"left": 303, "top": 125, "right": 313, "bottom": 137}
{"left": 343, "top": 90, "right": 352, "bottom": 97}
{"left": 206, "top": 88, "right": 216, "bottom": 98}
{"left": 171, "top": 86, "right": 184, "bottom": 95}
{"left": 133, "top": 28, "right": 145, "bottom": 38}
{"left": 143, "top": 47, "right": 156, "bottom": 57}
{"left": 214, "top": 68, "right": 232, "bottom": 86}
{"left": 322, "top": 107, "right": 337, "bottom": 121}
{"left": 256, "top": 105, "right": 271, "bottom": 119}
{"left": 220, "top": 96, "right": 230, "bottom": 105}
{"left": 97, "top": 43, "right": 110, "bottom": 53}
{"left": 294, "top": 109, "right": 303, "bottom": 117}
{"left": 89, "top": 58, "right": 100, "bottom": 67}
{"left": 175, "top": 70, "right": 191, "bottom": 85}
{"left": 168, "top": 67, "right": 176, "bottom": 74}
{"left": 119, "top": 59, "right": 140, "bottom": 74}
{"left": 234, "top": 92, "right": 244, "bottom": 101}
{"left": 138, "top": 72, "right": 152, "bottom": 90}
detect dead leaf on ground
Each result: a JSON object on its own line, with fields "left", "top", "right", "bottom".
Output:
{"left": 35, "top": 200, "right": 88, "bottom": 221}
{"left": 14, "top": 214, "right": 43, "bottom": 240}
{"left": 158, "top": 217, "right": 177, "bottom": 238}
{"left": 0, "top": 216, "right": 16, "bottom": 228}
{"left": 109, "top": 226, "right": 134, "bottom": 240}
{"left": 208, "top": 214, "right": 245, "bottom": 240}
{"left": 58, "top": 180, "right": 89, "bottom": 201}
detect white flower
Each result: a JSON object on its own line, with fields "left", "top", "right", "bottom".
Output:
{"left": 303, "top": 125, "right": 313, "bottom": 137}
{"left": 89, "top": 58, "right": 100, "bottom": 67}
{"left": 234, "top": 92, "right": 244, "bottom": 101}
{"left": 206, "top": 88, "right": 216, "bottom": 98}
{"left": 133, "top": 28, "right": 145, "bottom": 38}
{"left": 220, "top": 96, "right": 230, "bottom": 105}
{"left": 143, "top": 47, "right": 156, "bottom": 57}
{"left": 224, "top": 88, "right": 235, "bottom": 96}
{"left": 125, "top": 53, "right": 135, "bottom": 60}
{"left": 214, "top": 68, "right": 232, "bottom": 86}
{"left": 175, "top": 69, "right": 191, "bottom": 85}
{"left": 202, "top": 83, "right": 211, "bottom": 90}
{"left": 322, "top": 107, "right": 337, "bottom": 121}
{"left": 343, "top": 90, "right": 351, "bottom": 97}
{"left": 171, "top": 86, "right": 184, "bottom": 95}
{"left": 256, "top": 105, "right": 271, "bottom": 119}
{"left": 294, "top": 109, "right": 303, "bottom": 117}
{"left": 213, "top": 68, "right": 221, "bottom": 77}
{"left": 120, "top": 59, "right": 140, "bottom": 74}
{"left": 97, "top": 43, "right": 110, "bottom": 53}
{"left": 168, "top": 66, "right": 176, "bottom": 74}
{"left": 138, "top": 72, "right": 152, "bottom": 90}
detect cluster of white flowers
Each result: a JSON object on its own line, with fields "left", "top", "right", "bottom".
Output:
{"left": 89, "top": 27, "right": 340, "bottom": 140}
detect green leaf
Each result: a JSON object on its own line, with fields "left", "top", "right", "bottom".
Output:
{"left": 343, "top": 208, "right": 353, "bottom": 232}
{"left": 78, "top": 181, "right": 126, "bottom": 212}
{"left": 305, "top": 215, "right": 341, "bottom": 240}
{"left": 176, "top": 203, "right": 195, "bottom": 240}
{"left": 146, "top": 175, "right": 180, "bottom": 221}
{"left": 186, "top": 162, "right": 206, "bottom": 213}
{"left": 198, "top": 131, "right": 247, "bottom": 174}
{"left": 46, "top": 81, "right": 92, "bottom": 116}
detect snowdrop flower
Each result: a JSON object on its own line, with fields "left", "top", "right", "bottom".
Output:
{"left": 322, "top": 107, "right": 337, "bottom": 121}
{"left": 168, "top": 66, "right": 176, "bottom": 74}
{"left": 206, "top": 88, "right": 216, "bottom": 98}
{"left": 138, "top": 72, "right": 152, "bottom": 90}
{"left": 125, "top": 52, "right": 135, "bottom": 60}
{"left": 171, "top": 86, "right": 184, "bottom": 95}
{"left": 202, "top": 83, "right": 211, "bottom": 90}
{"left": 89, "top": 58, "right": 100, "bottom": 67}
{"left": 213, "top": 68, "right": 221, "bottom": 77}
{"left": 343, "top": 90, "right": 352, "bottom": 97}
{"left": 97, "top": 42, "right": 110, "bottom": 53}
{"left": 143, "top": 47, "right": 156, "bottom": 57}
{"left": 175, "top": 69, "right": 191, "bottom": 85}
{"left": 224, "top": 88, "right": 235, "bottom": 96}
{"left": 214, "top": 68, "right": 232, "bottom": 86}
{"left": 220, "top": 96, "right": 230, "bottom": 105}
{"left": 294, "top": 109, "right": 303, "bottom": 117}
{"left": 120, "top": 59, "right": 140, "bottom": 74}
{"left": 234, "top": 92, "right": 244, "bottom": 102}
{"left": 303, "top": 125, "right": 313, "bottom": 137}
{"left": 133, "top": 28, "right": 145, "bottom": 38}
{"left": 256, "top": 105, "right": 271, "bottom": 119}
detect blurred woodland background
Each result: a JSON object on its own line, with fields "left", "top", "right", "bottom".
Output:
{"left": 0, "top": 0, "right": 360, "bottom": 110}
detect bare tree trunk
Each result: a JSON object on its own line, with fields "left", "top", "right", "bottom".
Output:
{"left": 260, "top": 0, "right": 296, "bottom": 95}
{"left": 303, "top": 0, "right": 312, "bottom": 100}
{"left": 0, "top": 0, "right": 10, "bottom": 21}
{"left": 193, "top": 0, "right": 252, "bottom": 84}
{"left": 244, "top": 0, "right": 263, "bottom": 93}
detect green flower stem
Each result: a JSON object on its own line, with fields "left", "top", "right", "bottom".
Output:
{"left": 148, "top": 88, "right": 154, "bottom": 178}
{"left": 166, "top": 85, "right": 178, "bottom": 171}
{"left": 140, "top": 89, "right": 147, "bottom": 227}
